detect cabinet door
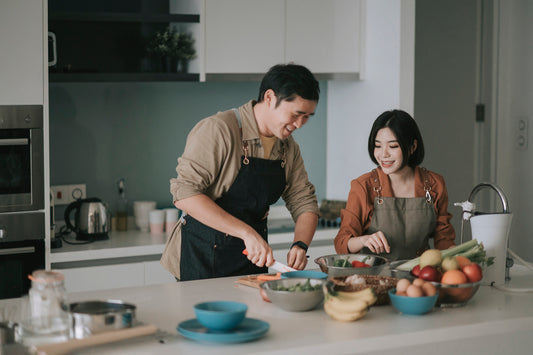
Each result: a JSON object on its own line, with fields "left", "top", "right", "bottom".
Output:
{"left": 286, "top": 0, "right": 362, "bottom": 74}
{"left": 60, "top": 263, "right": 144, "bottom": 293}
{"left": 144, "top": 260, "right": 176, "bottom": 285}
{"left": 0, "top": 0, "right": 44, "bottom": 104}
{"left": 205, "top": 0, "right": 285, "bottom": 75}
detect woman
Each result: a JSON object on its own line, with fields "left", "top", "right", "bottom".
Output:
{"left": 334, "top": 110, "right": 455, "bottom": 260}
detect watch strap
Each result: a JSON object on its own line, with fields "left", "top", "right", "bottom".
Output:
{"left": 290, "top": 241, "right": 308, "bottom": 252}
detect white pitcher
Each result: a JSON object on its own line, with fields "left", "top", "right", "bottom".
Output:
{"left": 470, "top": 213, "right": 513, "bottom": 285}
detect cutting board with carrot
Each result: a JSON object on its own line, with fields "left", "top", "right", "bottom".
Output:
{"left": 236, "top": 273, "right": 281, "bottom": 288}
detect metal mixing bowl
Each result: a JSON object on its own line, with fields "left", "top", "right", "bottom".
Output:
{"left": 314, "top": 254, "right": 389, "bottom": 277}
{"left": 260, "top": 278, "right": 326, "bottom": 312}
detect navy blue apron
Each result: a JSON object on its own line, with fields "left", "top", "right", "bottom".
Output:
{"left": 179, "top": 109, "right": 287, "bottom": 281}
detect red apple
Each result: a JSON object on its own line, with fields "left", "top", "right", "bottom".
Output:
{"left": 462, "top": 263, "right": 483, "bottom": 283}
{"left": 411, "top": 264, "right": 421, "bottom": 277}
{"left": 419, "top": 265, "right": 442, "bottom": 282}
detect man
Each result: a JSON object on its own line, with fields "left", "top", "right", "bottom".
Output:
{"left": 161, "top": 64, "right": 320, "bottom": 281}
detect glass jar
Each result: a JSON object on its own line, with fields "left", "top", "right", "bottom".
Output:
{"left": 16, "top": 270, "right": 70, "bottom": 346}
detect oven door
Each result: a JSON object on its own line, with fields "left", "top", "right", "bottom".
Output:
{"left": 0, "top": 240, "right": 45, "bottom": 299}
{"left": 0, "top": 105, "right": 44, "bottom": 212}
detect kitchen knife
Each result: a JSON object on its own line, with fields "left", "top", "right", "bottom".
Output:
{"left": 242, "top": 249, "right": 297, "bottom": 273}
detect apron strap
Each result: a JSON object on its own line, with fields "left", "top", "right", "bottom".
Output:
{"left": 421, "top": 167, "right": 433, "bottom": 204}
{"left": 371, "top": 169, "right": 383, "bottom": 204}
{"left": 232, "top": 108, "right": 249, "bottom": 165}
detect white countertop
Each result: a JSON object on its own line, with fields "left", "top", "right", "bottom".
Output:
{"left": 50, "top": 225, "right": 338, "bottom": 264}
{"left": 4, "top": 265, "right": 531, "bottom": 354}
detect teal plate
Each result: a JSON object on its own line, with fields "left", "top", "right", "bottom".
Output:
{"left": 177, "top": 318, "right": 269, "bottom": 343}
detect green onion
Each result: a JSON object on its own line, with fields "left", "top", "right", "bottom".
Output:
{"left": 395, "top": 239, "right": 479, "bottom": 271}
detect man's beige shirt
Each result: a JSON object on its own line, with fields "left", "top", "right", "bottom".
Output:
{"left": 161, "top": 100, "right": 319, "bottom": 278}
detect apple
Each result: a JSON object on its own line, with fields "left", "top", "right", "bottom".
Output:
{"left": 462, "top": 263, "right": 483, "bottom": 283}
{"left": 411, "top": 264, "right": 421, "bottom": 277}
{"left": 419, "top": 265, "right": 442, "bottom": 282}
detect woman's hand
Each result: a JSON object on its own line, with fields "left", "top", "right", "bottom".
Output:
{"left": 362, "top": 231, "right": 390, "bottom": 254}
{"left": 287, "top": 246, "right": 308, "bottom": 270}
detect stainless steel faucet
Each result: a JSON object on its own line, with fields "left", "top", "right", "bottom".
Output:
{"left": 466, "top": 182, "right": 513, "bottom": 280}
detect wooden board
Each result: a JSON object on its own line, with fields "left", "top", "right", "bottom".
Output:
{"left": 236, "top": 274, "right": 281, "bottom": 288}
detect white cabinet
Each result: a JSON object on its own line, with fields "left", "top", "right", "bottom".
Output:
{"left": 144, "top": 260, "right": 177, "bottom": 285}
{"left": 286, "top": 0, "right": 362, "bottom": 75}
{"left": 61, "top": 263, "right": 145, "bottom": 293}
{"left": 205, "top": 0, "right": 285, "bottom": 75}
{"left": 0, "top": 0, "right": 44, "bottom": 105}
{"left": 204, "top": 0, "right": 363, "bottom": 79}
{"left": 60, "top": 260, "right": 176, "bottom": 293}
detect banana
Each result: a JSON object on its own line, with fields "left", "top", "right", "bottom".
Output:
{"left": 336, "top": 288, "right": 377, "bottom": 305}
{"left": 324, "top": 301, "right": 367, "bottom": 322}
{"left": 325, "top": 295, "right": 368, "bottom": 314}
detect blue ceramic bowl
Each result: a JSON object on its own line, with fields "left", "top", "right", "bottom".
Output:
{"left": 194, "top": 301, "right": 247, "bottom": 331}
{"left": 388, "top": 289, "right": 438, "bottom": 315}
{"left": 281, "top": 270, "right": 328, "bottom": 279}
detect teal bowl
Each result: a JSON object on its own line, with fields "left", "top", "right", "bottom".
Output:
{"left": 281, "top": 270, "right": 328, "bottom": 279}
{"left": 388, "top": 289, "right": 438, "bottom": 315}
{"left": 194, "top": 301, "right": 247, "bottom": 331}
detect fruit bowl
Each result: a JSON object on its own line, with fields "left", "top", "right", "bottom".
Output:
{"left": 388, "top": 289, "right": 439, "bottom": 315}
{"left": 430, "top": 280, "right": 482, "bottom": 307}
{"left": 314, "top": 254, "right": 389, "bottom": 277}
{"left": 260, "top": 278, "right": 326, "bottom": 312}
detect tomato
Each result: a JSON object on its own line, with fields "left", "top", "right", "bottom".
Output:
{"left": 462, "top": 263, "right": 483, "bottom": 283}
{"left": 351, "top": 260, "right": 370, "bottom": 267}
{"left": 411, "top": 264, "right": 421, "bottom": 277}
{"left": 419, "top": 265, "right": 441, "bottom": 282}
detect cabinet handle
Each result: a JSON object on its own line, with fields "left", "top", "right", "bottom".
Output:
{"left": 0, "top": 247, "right": 35, "bottom": 256}
{"left": 0, "top": 138, "right": 29, "bottom": 146}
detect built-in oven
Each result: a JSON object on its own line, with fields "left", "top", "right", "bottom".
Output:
{"left": 0, "top": 105, "right": 44, "bottom": 213}
{"left": 0, "top": 212, "right": 45, "bottom": 299}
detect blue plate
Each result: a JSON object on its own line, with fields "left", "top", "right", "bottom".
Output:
{"left": 177, "top": 317, "right": 269, "bottom": 343}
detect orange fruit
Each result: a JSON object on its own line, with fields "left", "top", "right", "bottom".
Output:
{"left": 440, "top": 269, "right": 469, "bottom": 300}
{"left": 455, "top": 256, "right": 471, "bottom": 268}
{"left": 441, "top": 269, "right": 468, "bottom": 285}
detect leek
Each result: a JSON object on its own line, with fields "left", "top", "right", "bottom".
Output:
{"left": 395, "top": 239, "right": 480, "bottom": 271}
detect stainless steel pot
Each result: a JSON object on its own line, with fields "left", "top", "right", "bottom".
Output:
{"left": 69, "top": 300, "right": 136, "bottom": 339}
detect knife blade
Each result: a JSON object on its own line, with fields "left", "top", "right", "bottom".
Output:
{"left": 242, "top": 249, "right": 296, "bottom": 272}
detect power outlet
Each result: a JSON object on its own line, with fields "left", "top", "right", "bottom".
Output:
{"left": 51, "top": 184, "right": 86, "bottom": 205}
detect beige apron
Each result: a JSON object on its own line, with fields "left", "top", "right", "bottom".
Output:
{"left": 364, "top": 169, "right": 436, "bottom": 261}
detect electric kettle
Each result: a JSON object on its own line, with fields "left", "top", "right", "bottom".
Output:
{"left": 65, "top": 197, "right": 110, "bottom": 240}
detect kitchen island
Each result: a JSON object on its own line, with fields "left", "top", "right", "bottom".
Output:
{"left": 3, "top": 266, "right": 532, "bottom": 354}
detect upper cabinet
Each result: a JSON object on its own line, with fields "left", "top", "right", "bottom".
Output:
{"left": 48, "top": 0, "right": 200, "bottom": 82}
{"left": 204, "top": 0, "right": 364, "bottom": 81}
{"left": 205, "top": 0, "right": 285, "bottom": 78}
{"left": 0, "top": 0, "right": 44, "bottom": 104}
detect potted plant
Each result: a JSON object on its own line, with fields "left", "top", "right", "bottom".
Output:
{"left": 174, "top": 32, "right": 196, "bottom": 73}
{"left": 147, "top": 27, "right": 196, "bottom": 73}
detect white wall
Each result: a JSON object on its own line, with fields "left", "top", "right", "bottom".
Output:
{"left": 326, "top": 0, "right": 415, "bottom": 199}
{"left": 494, "top": 0, "right": 533, "bottom": 261}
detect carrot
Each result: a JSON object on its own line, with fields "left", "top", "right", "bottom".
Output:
{"left": 257, "top": 273, "right": 281, "bottom": 281}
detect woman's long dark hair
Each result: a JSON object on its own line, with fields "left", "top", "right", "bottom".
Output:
{"left": 368, "top": 110, "right": 424, "bottom": 168}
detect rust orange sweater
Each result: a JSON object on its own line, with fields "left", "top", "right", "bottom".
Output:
{"left": 334, "top": 166, "right": 456, "bottom": 254}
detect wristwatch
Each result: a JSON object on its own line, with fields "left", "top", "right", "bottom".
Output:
{"left": 290, "top": 241, "right": 308, "bottom": 252}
